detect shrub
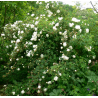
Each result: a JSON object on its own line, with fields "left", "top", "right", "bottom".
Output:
{"left": 1, "top": 1, "right": 98, "bottom": 96}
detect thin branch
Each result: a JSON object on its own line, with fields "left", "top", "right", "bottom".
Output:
{"left": 90, "top": 1, "right": 98, "bottom": 13}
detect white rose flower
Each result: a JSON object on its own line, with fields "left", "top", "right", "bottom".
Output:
{"left": 31, "top": 14, "right": 35, "bottom": 17}
{"left": 43, "top": 88, "right": 47, "bottom": 92}
{"left": 86, "top": 28, "right": 89, "bottom": 33}
{"left": 21, "top": 90, "right": 25, "bottom": 94}
{"left": 55, "top": 23, "right": 59, "bottom": 27}
{"left": 69, "top": 46, "right": 73, "bottom": 50}
{"left": 37, "top": 90, "right": 40, "bottom": 93}
{"left": 72, "top": 55, "right": 76, "bottom": 58}
{"left": 27, "top": 52, "right": 30, "bottom": 57}
{"left": 17, "top": 68, "right": 20, "bottom": 71}
{"left": 53, "top": 26, "right": 57, "bottom": 30}
{"left": 58, "top": 17, "right": 63, "bottom": 20}
{"left": 63, "top": 42, "right": 67, "bottom": 47}
{"left": 69, "top": 23, "right": 74, "bottom": 27}
{"left": 42, "top": 76, "right": 45, "bottom": 78}
{"left": 93, "top": 56, "right": 95, "bottom": 59}
{"left": 1, "top": 33, "right": 5, "bottom": 36}
{"left": 12, "top": 92, "right": 15, "bottom": 95}
{"left": 54, "top": 76, "right": 58, "bottom": 81}
{"left": 46, "top": 34, "right": 49, "bottom": 37}
{"left": 40, "top": 54, "right": 44, "bottom": 58}
{"left": 67, "top": 48, "right": 70, "bottom": 51}
{"left": 31, "top": 24, "right": 34, "bottom": 28}
{"left": 38, "top": 85, "right": 41, "bottom": 89}
{"left": 75, "top": 25, "right": 81, "bottom": 29}
{"left": 88, "top": 60, "right": 91, "bottom": 63}
{"left": 16, "top": 39, "right": 20, "bottom": 43}
{"left": 57, "top": 10, "right": 60, "bottom": 13}
{"left": 72, "top": 17, "right": 80, "bottom": 22}
{"left": 43, "top": 71, "right": 47, "bottom": 74}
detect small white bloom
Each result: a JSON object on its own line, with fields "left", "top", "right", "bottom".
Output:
{"left": 27, "top": 88, "right": 29, "bottom": 90}
{"left": 1, "top": 33, "right": 5, "bottom": 36}
{"left": 75, "top": 25, "right": 81, "bottom": 29}
{"left": 59, "top": 32, "right": 62, "bottom": 35}
{"left": 17, "top": 68, "right": 20, "bottom": 71}
{"left": 72, "top": 55, "right": 76, "bottom": 58}
{"left": 40, "top": 54, "right": 44, "bottom": 58}
{"left": 33, "top": 45, "right": 37, "bottom": 49}
{"left": 69, "top": 23, "right": 74, "bottom": 27}
{"left": 69, "top": 46, "right": 73, "bottom": 50}
{"left": 27, "top": 52, "right": 30, "bottom": 57}
{"left": 37, "top": 90, "right": 40, "bottom": 93}
{"left": 66, "top": 68, "right": 68, "bottom": 70}
{"left": 53, "top": 26, "right": 57, "bottom": 30}
{"left": 58, "top": 17, "right": 63, "bottom": 20}
{"left": 31, "top": 24, "right": 34, "bottom": 28}
{"left": 42, "top": 76, "right": 45, "bottom": 78}
{"left": 31, "top": 14, "right": 35, "bottom": 17}
{"left": 16, "top": 39, "right": 20, "bottom": 43}
{"left": 46, "top": 34, "right": 49, "bottom": 37}
{"left": 35, "top": 21, "right": 39, "bottom": 25}
{"left": 27, "top": 13, "right": 29, "bottom": 15}
{"left": 88, "top": 60, "right": 91, "bottom": 63}
{"left": 57, "top": 10, "right": 60, "bottom": 13}
{"left": 54, "top": 76, "right": 58, "bottom": 81}
{"left": 62, "top": 55, "right": 69, "bottom": 60}
{"left": 86, "top": 28, "right": 89, "bottom": 33}
{"left": 59, "top": 73, "right": 62, "bottom": 76}
{"left": 61, "top": 47, "right": 63, "bottom": 49}
{"left": 79, "top": 29, "right": 82, "bottom": 33}
{"left": 39, "top": 79, "right": 42, "bottom": 81}
{"left": 3, "top": 85, "right": 6, "bottom": 87}
{"left": 12, "top": 91, "right": 15, "bottom": 95}
{"left": 43, "top": 88, "right": 47, "bottom": 92}
{"left": 75, "top": 70, "right": 77, "bottom": 72}
{"left": 43, "top": 71, "right": 46, "bottom": 74}
{"left": 67, "top": 48, "right": 70, "bottom": 51}
{"left": 21, "top": 90, "right": 25, "bottom": 94}
{"left": 21, "top": 31, "right": 24, "bottom": 34}
{"left": 63, "top": 42, "right": 67, "bottom": 47}
{"left": 55, "top": 23, "right": 59, "bottom": 27}
{"left": 38, "top": 85, "right": 41, "bottom": 89}
{"left": 93, "top": 56, "right": 95, "bottom": 59}
{"left": 47, "top": 81, "right": 52, "bottom": 84}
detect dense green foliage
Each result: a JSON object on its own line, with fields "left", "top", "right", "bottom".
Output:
{"left": 0, "top": 1, "right": 98, "bottom": 96}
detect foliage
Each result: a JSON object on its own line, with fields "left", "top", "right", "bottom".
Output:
{"left": 0, "top": 1, "right": 98, "bottom": 96}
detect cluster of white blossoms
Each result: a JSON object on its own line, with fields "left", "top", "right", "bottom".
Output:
{"left": 33, "top": 45, "right": 37, "bottom": 52}
{"left": 85, "top": 46, "right": 92, "bottom": 51}
{"left": 26, "top": 50, "right": 33, "bottom": 57}
{"left": 72, "top": 17, "right": 80, "bottom": 22}
{"left": 46, "top": 81, "right": 52, "bottom": 84}
{"left": 69, "top": 23, "right": 74, "bottom": 27}
{"left": 58, "top": 17, "right": 63, "bottom": 21}
{"left": 59, "top": 54, "right": 69, "bottom": 60}
{"left": 30, "top": 32, "right": 38, "bottom": 41}
{"left": 75, "top": 25, "right": 81, "bottom": 30}
{"left": 47, "top": 10, "right": 53, "bottom": 17}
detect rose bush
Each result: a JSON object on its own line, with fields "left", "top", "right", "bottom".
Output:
{"left": 1, "top": 1, "right": 98, "bottom": 96}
